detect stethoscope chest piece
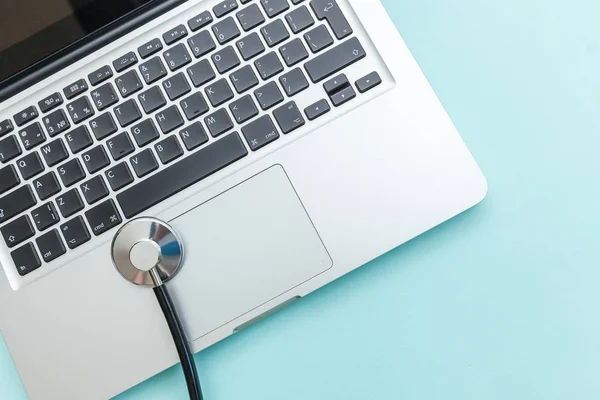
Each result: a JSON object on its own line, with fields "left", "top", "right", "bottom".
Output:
{"left": 111, "top": 217, "right": 184, "bottom": 288}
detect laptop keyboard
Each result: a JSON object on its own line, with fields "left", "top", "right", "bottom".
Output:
{"left": 0, "top": 0, "right": 385, "bottom": 279}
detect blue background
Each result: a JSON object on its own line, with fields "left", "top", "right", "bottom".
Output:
{"left": 2, "top": 0, "right": 600, "bottom": 398}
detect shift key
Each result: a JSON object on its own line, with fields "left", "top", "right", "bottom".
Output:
{"left": 304, "top": 37, "right": 365, "bottom": 83}
{"left": 0, "top": 186, "right": 37, "bottom": 224}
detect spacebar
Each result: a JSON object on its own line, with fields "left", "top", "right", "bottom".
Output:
{"left": 117, "top": 132, "right": 248, "bottom": 218}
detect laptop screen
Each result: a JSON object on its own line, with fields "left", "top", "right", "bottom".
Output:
{"left": 0, "top": 0, "right": 156, "bottom": 84}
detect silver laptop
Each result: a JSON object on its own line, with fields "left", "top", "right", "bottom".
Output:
{"left": 0, "top": 0, "right": 487, "bottom": 398}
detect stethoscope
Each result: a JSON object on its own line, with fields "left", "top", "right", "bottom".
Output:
{"left": 111, "top": 217, "right": 203, "bottom": 400}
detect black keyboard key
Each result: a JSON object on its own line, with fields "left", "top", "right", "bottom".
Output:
{"left": 279, "top": 67, "right": 309, "bottom": 96}
{"left": 82, "top": 145, "right": 110, "bottom": 174}
{"left": 214, "top": 0, "right": 238, "bottom": 17}
{"left": 205, "top": 78, "right": 234, "bottom": 107}
{"left": 115, "top": 70, "right": 143, "bottom": 98}
{"left": 155, "top": 136, "right": 184, "bottom": 165}
{"left": 80, "top": 175, "right": 109, "bottom": 205}
{"left": 188, "top": 11, "right": 213, "bottom": 31}
{"left": 63, "top": 79, "right": 88, "bottom": 100}
{"left": 286, "top": 5, "right": 314, "bottom": 33}
{"left": 36, "top": 229, "right": 66, "bottom": 263}
{"left": 212, "top": 17, "right": 241, "bottom": 45}
{"left": 156, "top": 106, "right": 185, "bottom": 134}
{"left": 254, "top": 81, "right": 284, "bottom": 110}
{"left": 230, "top": 65, "right": 259, "bottom": 93}
{"left": 187, "top": 60, "right": 216, "bottom": 87}
{"left": 90, "top": 113, "right": 118, "bottom": 140}
{"left": 164, "top": 44, "right": 192, "bottom": 71}
{"left": 42, "top": 109, "right": 70, "bottom": 137}
{"left": 31, "top": 202, "right": 60, "bottom": 231}
{"left": 131, "top": 119, "right": 160, "bottom": 147}
{"left": 188, "top": 30, "right": 216, "bottom": 58}
{"left": 56, "top": 189, "right": 84, "bottom": 218}
{"left": 304, "top": 25, "right": 333, "bottom": 53}
{"left": 260, "top": 0, "right": 289, "bottom": 17}
{"left": 279, "top": 38, "right": 309, "bottom": 66}
{"left": 255, "top": 52, "right": 284, "bottom": 80}
{"left": 237, "top": 4, "right": 265, "bottom": 31}
{"left": 65, "top": 126, "right": 93, "bottom": 154}
{"left": 114, "top": 99, "right": 142, "bottom": 127}
{"left": 304, "top": 37, "right": 366, "bottom": 82}
{"left": 88, "top": 65, "right": 114, "bottom": 86}
{"left": 58, "top": 159, "right": 86, "bottom": 187}
{"left": 12, "top": 243, "right": 41, "bottom": 276}
{"left": 163, "top": 72, "right": 191, "bottom": 101}
{"left": 139, "top": 57, "right": 168, "bottom": 84}
{"left": 310, "top": 0, "right": 352, "bottom": 39}
{"left": 273, "top": 101, "right": 305, "bottom": 133}
{"left": 205, "top": 108, "right": 234, "bottom": 137}
{"left": 60, "top": 216, "right": 91, "bottom": 249}
{"left": 2, "top": 215, "right": 35, "bottom": 248}
{"left": 261, "top": 19, "right": 289, "bottom": 47}
{"left": 113, "top": 51, "right": 138, "bottom": 73}
{"left": 40, "top": 139, "right": 69, "bottom": 167}
{"left": 0, "top": 185, "right": 37, "bottom": 225}
{"left": 138, "top": 38, "right": 163, "bottom": 59}
{"left": 117, "top": 132, "right": 247, "bottom": 218}
{"left": 33, "top": 172, "right": 61, "bottom": 200}
{"left": 180, "top": 92, "right": 210, "bottom": 120}
{"left": 38, "top": 93, "right": 64, "bottom": 113}
{"left": 17, "top": 152, "right": 44, "bottom": 180}
{"left": 323, "top": 73, "right": 349, "bottom": 94}
{"left": 212, "top": 46, "right": 241, "bottom": 74}
{"left": 180, "top": 123, "right": 209, "bottom": 150}
{"left": 0, "top": 165, "right": 20, "bottom": 195}
{"left": 107, "top": 132, "right": 135, "bottom": 160}
{"left": 330, "top": 85, "right": 355, "bottom": 106}
{"left": 138, "top": 86, "right": 167, "bottom": 114}
{"left": 241, "top": 115, "right": 279, "bottom": 151}
{"left": 356, "top": 71, "right": 382, "bottom": 93}
{"left": 13, "top": 106, "right": 39, "bottom": 127}
{"left": 163, "top": 24, "right": 188, "bottom": 45}
{"left": 230, "top": 94, "right": 259, "bottom": 124}
{"left": 67, "top": 96, "right": 95, "bottom": 124}
{"left": 130, "top": 149, "right": 159, "bottom": 178}
{"left": 105, "top": 163, "right": 134, "bottom": 191}
{"left": 0, "top": 120, "right": 14, "bottom": 137}
{"left": 86, "top": 199, "right": 122, "bottom": 236}
{"left": 90, "top": 83, "right": 119, "bottom": 111}
{"left": 0, "top": 135, "right": 22, "bottom": 163}
{"left": 236, "top": 33, "right": 266, "bottom": 60}
{"left": 19, "top": 123, "right": 46, "bottom": 150}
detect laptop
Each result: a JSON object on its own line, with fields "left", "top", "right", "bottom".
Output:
{"left": 0, "top": 0, "right": 487, "bottom": 398}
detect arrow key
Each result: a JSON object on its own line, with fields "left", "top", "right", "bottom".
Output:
{"left": 1, "top": 215, "right": 35, "bottom": 248}
{"left": 330, "top": 85, "right": 356, "bottom": 107}
{"left": 304, "top": 98, "right": 330, "bottom": 121}
{"left": 356, "top": 71, "right": 382, "bottom": 93}
{"left": 60, "top": 216, "right": 91, "bottom": 250}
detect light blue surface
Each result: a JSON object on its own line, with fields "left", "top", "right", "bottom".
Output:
{"left": 2, "top": 0, "right": 600, "bottom": 398}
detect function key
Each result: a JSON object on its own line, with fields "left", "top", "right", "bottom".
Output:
{"left": 0, "top": 165, "right": 20, "bottom": 195}
{"left": 36, "top": 229, "right": 66, "bottom": 263}
{"left": 13, "top": 106, "right": 39, "bottom": 127}
{"left": 138, "top": 38, "right": 163, "bottom": 59}
{"left": 355, "top": 71, "right": 382, "bottom": 93}
{"left": 60, "top": 216, "right": 91, "bottom": 250}
{"left": 163, "top": 24, "right": 188, "bottom": 45}
{"left": 214, "top": 0, "right": 239, "bottom": 18}
{"left": 88, "top": 65, "right": 114, "bottom": 86}
{"left": 38, "top": 93, "right": 63, "bottom": 113}
{"left": 188, "top": 11, "right": 213, "bottom": 31}
{"left": 0, "top": 185, "right": 37, "bottom": 225}
{"left": 63, "top": 79, "right": 88, "bottom": 100}
{"left": 12, "top": 242, "right": 42, "bottom": 276}
{"left": 112, "top": 52, "right": 138, "bottom": 73}
{"left": 1, "top": 215, "right": 35, "bottom": 248}
{"left": 0, "top": 119, "right": 14, "bottom": 137}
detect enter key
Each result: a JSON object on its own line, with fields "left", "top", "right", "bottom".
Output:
{"left": 310, "top": 0, "right": 353, "bottom": 39}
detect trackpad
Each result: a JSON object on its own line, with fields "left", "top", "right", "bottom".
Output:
{"left": 168, "top": 165, "right": 332, "bottom": 341}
